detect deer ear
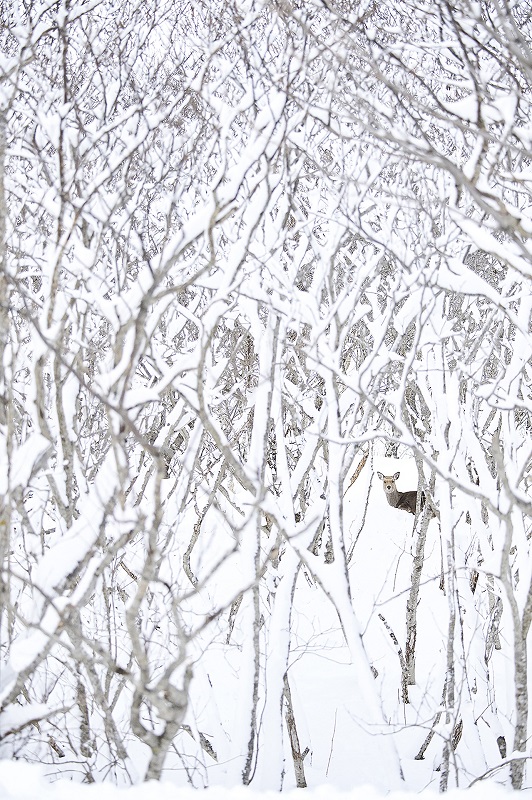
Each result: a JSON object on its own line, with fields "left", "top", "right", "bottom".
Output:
{"left": 394, "top": 472, "right": 400, "bottom": 480}
{"left": 377, "top": 471, "right": 383, "bottom": 479}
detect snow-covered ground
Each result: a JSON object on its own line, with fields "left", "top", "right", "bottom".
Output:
{"left": 0, "top": 760, "right": 527, "bottom": 800}
{"left": 0, "top": 451, "right": 523, "bottom": 791}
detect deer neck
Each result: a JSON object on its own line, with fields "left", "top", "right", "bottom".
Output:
{"left": 386, "top": 487, "right": 400, "bottom": 506}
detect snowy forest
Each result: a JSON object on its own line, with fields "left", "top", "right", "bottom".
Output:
{"left": 1, "top": 0, "right": 532, "bottom": 793}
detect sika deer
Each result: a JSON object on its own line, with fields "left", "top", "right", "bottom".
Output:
{"left": 377, "top": 471, "right": 425, "bottom": 515}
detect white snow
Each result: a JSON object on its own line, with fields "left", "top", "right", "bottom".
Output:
{"left": 0, "top": 761, "right": 524, "bottom": 799}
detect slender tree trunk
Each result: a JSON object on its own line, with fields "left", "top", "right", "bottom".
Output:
{"left": 440, "top": 541, "right": 457, "bottom": 792}
{"left": 494, "top": 437, "right": 529, "bottom": 790}
{"left": 283, "top": 674, "right": 307, "bottom": 788}
{"left": 405, "top": 510, "right": 431, "bottom": 685}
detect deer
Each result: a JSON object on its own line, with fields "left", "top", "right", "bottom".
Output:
{"left": 377, "top": 471, "right": 426, "bottom": 515}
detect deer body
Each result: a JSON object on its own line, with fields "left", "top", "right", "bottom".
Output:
{"left": 377, "top": 471, "right": 424, "bottom": 515}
